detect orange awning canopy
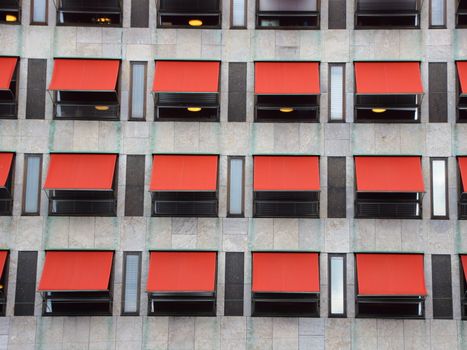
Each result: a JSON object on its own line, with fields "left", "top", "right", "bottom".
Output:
{"left": 458, "top": 157, "right": 467, "bottom": 192}
{"left": 254, "top": 156, "right": 320, "bottom": 191}
{"left": 356, "top": 253, "right": 427, "bottom": 296}
{"left": 355, "top": 156, "right": 425, "bottom": 192}
{"left": 147, "top": 251, "right": 217, "bottom": 292}
{"left": 0, "top": 153, "right": 13, "bottom": 188}
{"left": 44, "top": 154, "right": 117, "bottom": 191}
{"left": 48, "top": 59, "right": 120, "bottom": 91}
{"left": 457, "top": 62, "right": 467, "bottom": 95}
{"left": 0, "top": 251, "right": 8, "bottom": 280}
{"left": 0, "top": 57, "right": 17, "bottom": 90}
{"left": 38, "top": 251, "right": 114, "bottom": 291}
{"left": 461, "top": 256, "right": 467, "bottom": 282}
{"left": 355, "top": 62, "right": 423, "bottom": 95}
{"left": 150, "top": 155, "right": 218, "bottom": 191}
{"left": 255, "top": 62, "right": 320, "bottom": 95}
{"left": 153, "top": 61, "right": 220, "bottom": 93}
{"left": 252, "top": 252, "right": 320, "bottom": 293}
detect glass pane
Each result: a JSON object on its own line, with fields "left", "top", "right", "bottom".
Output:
{"left": 330, "top": 65, "right": 344, "bottom": 121}
{"left": 432, "top": 160, "right": 447, "bottom": 217}
{"left": 232, "top": 0, "right": 246, "bottom": 27}
{"left": 131, "top": 63, "right": 146, "bottom": 119}
{"left": 229, "top": 158, "right": 243, "bottom": 215}
{"left": 431, "top": 0, "right": 445, "bottom": 26}
{"left": 123, "top": 254, "right": 140, "bottom": 313}
{"left": 33, "top": 0, "right": 47, "bottom": 23}
{"left": 330, "top": 256, "right": 344, "bottom": 315}
{"left": 259, "top": 0, "right": 317, "bottom": 11}
{"left": 24, "top": 156, "right": 41, "bottom": 214}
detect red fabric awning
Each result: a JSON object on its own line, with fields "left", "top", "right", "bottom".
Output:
{"left": 38, "top": 251, "right": 114, "bottom": 291}
{"left": 255, "top": 62, "right": 320, "bottom": 95}
{"left": 147, "top": 251, "right": 217, "bottom": 292}
{"left": 254, "top": 156, "right": 320, "bottom": 191}
{"left": 48, "top": 59, "right": 120, "bottom": 91}
{"left": 44, "top": 154, "right": 117, "bottom": 191}
{"left": 355, "top": 62, "right": 423, "bottom": 95}
{"left": 0, "top": 153, "right": 13, "bottom": 188}
{"left": 153, "top": 61, "right": 220, "bottom": 93}
{"left": 461, "top": 256, "right": 467, "bottom": 282}
{"left": 356, "top": 254, "right": 427, "bottom": 296}
{"left": 150, "top": 155, "right": 218, "bottom": 191}
{"left": 0, "top": 251, "right": 7, "bottom": 280}
{"left": 457, "top": 62, "right": 467, "bottom": 95}
{"left": 0, "top": 57, "right": 17, "bottom": 90}
{"left": 458, "top": 157, "right": 467, "bottom": 192}
{"left": 252, "top": 252, "right": 320, "bottom": 293}
{"left": 355, "top": 156, "right": 425, "bottom": 192}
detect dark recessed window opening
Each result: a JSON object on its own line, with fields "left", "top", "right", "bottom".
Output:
{"left": 460, "top": 256, "right": 467, "bottom": 319}
{"left": 355, "top": 94, "right": 421, "bottom": 123}
{"left": 0, "top": 252, "right": 9, "bottom": 316}
{"left": 254, "top": 191, "right": 320, "bottom": 218}
{"left": 355, "top": 192, "right": 422, "bottom": 219}
{"left": 152, "top": 191, "right": 218, "bottom": 217}
{"left": 42, "top": 290, "right": 113, "bottom": 316}
{"left": 355, "top": 0, "right": 420, "bottom": 29}
{"left": 255, "top": 95, "right": 319, "bottom": 122}
{"left": 56, "top": 0, "right": 122, "bottom": 26}
{"left": 457, "top": 0, "right": 467, "bottom": 27}
{"left": 48, "top": 189, "right": 117, "bottom": 216}
{"left": 158, "top": 0, "right": 220, "bottom": 28}
{"left": 0, "top": 58, "right": 18, "bottom": 119}
{"left": 155, "top": 93, "right": 219, "bottom": 122}
{"left": 0, "top": 0, "right": 20, "bottom": 24}
{"left": 53, "top": 91, "right": 120, "bottom": 120}
{"left": 0, "top": 153, "right": 14, "bottom": 216}
{"left": 256, "top": 0, "right": 319, "bottom": 29}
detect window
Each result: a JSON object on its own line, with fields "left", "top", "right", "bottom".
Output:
{"left": 432, "top": 255, "right": 453, "bottom": 319}
{"left": 122, "top": 252, "right": 141, "bottom": 316}
{"left": 430, "top": 0, "right": 445, "bottom": 28}
{"left": 329, "top": 64, "right": 345, "bottom": 122}
{"left": 22, "top": 154, "right": 42, "bottom": 216}
{"left": 0, "top": 57, "right": 19, "bottom": 119}
{"left": 129, "top": 62, "right": 146, "bottom": 121}
{"left": 56, "top": 0, "right": 122, "bottom": 26}
{"left": 0, "top": 252, "right": 9, "bottom": 316}
{"left": 431, "top": 158, "right": 448, "bottom": 219}
{"left": 460, "top": 255, "right": 467, "bottom": 319}
{"left": 147, "top": 251, "right": 217, "bottom": 316}
{"left": 31, "top": 0, "right": 47, "bottom": 24}
{"left": 255, "top": 62, "right": 320, "bottom": 122}
{"left": 158, "top": 0, "right": 221, "bottom": 28}
{"left": 256, "top": 0, "right": 319, "bottom": 29}
{"left": 355, "top": 0, "right": 420, "bottom": 29}
{"left": 14, "top": 251, "right": 38, "bottom": 316}
{"left": 458, "top": 157, "right": 467, "bottom": 219}
{"left": 39, "top": 251, "right": 114, "bottom": 316}
{"left": 457, "top": 0, "right": 467, "bottom": 27}
{"left": 44, "top": 154, "right": 118, "bottom": 216}
{"left": 227, "top": 157, "right": 245, "bottom": 217}
{"left": 153, "top": 61, "right": 220, "bottom": 122}
{"left": 0, "top": 0, "right": 20, "bottom": 24}
{"left": 252, "top": 252, "right": 320, "bottom": 317}
{"left": 328, "top": 254, "right": 346, "bottom": 317}
{"left": 456, "top": 62, "right": 467, "bottom": 122}
{"left": 231, "top": 0, "right": 246, "bottom": 28}
{"left": 253, "top": 156, "right": 320, "bottom": 218}
{"left": 0, "top": 153, "right": 14, "bottom": 216}
{"left": 354, "top": 62, "right": 423, "bottom": 123}
{"left": 49, "top": 59, "right": 120, "bottom": 121}
{"left": 150, "top": 155, "right": 219, "bottom": 217}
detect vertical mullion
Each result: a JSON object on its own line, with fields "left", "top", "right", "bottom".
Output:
{"left": 121, "top": 252, "right": 142, "bottom": 316}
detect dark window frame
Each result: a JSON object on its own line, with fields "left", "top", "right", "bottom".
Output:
{"left": 129, "top": 61, "right": 147, "bottom": 121}
{"left": 328, "top": 63, "right": 346, "bottom": 123}
{"left": 0, "top": 251, "right": 9, "bottom": 317}
{"left": 121, "top": 251, "right": 142, "bottom": 316}
{"left": 21, "top": 154, "right": 43, "bottom": 216}
{"left": 30, "top": 0, "right": 48, "bottom": 25}
{"left": 0, "top": 0, "right": 21, "bottom": 24}
{"left": 430, "top": 157, "right": 449, "bottom": 220}
{"left": 0, "top": 57, "right": 19, "bottom": 120}
{"left": 328, "top": 253, "right": 346, "bottom": 318}
{"left": 230, "top": 0, "right": 247, "bottom": 28}
{"left": 227, "top": 156, "right": 245, "bottom": 218}
{"left": 457, "top": 0, "right": 467, "bottom": 28}
{"left": 156, "top": 0, "right": 222, "bottom": 29}
{"left": 255, "top": 0, "right": 320, "bottom": 29}
{"left": 55, "top": 0, "right": 122, "bottom": 27}
{"left": 0, "top": 153, "right": 15, "bottom": 217}
{"left": 429, "top": 0, "right": 446, "bottom": 28}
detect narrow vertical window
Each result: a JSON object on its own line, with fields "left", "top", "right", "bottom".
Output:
{"left": 122, "top": 252, "right": 141, "bottom": 315}
{"left": 22, "top": 154, "right": 42, "bottom": 215}
{"left": 329, "top": 64, "right": 345, "bottom": 122}
{"left": 328, "top": 253, "right": 346, "bottom": 317}
{"left": 31, "top": 0, "right": 47, "bottom": 24}
{"left": 431, "top": 158, "right": 448, "bottom": 219}
{"left": 129, "top": 62, "right": 147, "bottom": 120}
{"left": 231, "top": 0, "right": 246, "bottom": 28}
{"left": 430, "top": 0, "right": 446, "bottom": 28}
{"left": 228, "top": 156, "right": 245, "bottom": 217}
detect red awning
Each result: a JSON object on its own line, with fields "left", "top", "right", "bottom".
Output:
{"left": 153, "top": 61, "right": 220, "bottom": 93}
{"left": 254, "top": 156, "right": 320, "bottom": 191}
{"left": 355, "top": 156, "right": 425, "bottom": 192}
{"left": 0, "top": 251, "right": 7, "bottom": 279}
{"left": 44, "top": 154, "right": 117, "bottom": 191}
{"left": 0, "top": 153, "right": 13, "bottom": 188}
{"left": 147, "top": 251, "right": 217, "bottom": 292}
{"left": 255, "top": 62, "right": 320, "bottom": 95}
{"left": 150, "top": 155, "right": 218, "bottom": 191}
{"left": 48, "top": 59, "right": 120, "bottom": 91}
{"left": 38, "top": 251, "right": 114, "bottom": 291}
{"left": 252, "top": 252, "right": 320, "bottom": 293}
{"left": 458, "top": 158, "right": 467, "bottom": 192}
{"left": 355, "top": 62, "right": 423, "bottom": 95}
{"left": 0, "top": 57, "right": 17, "bottom": 90}
{"left": 461, "top": 256, "right": 467, "bottom": 282}
{"left": 356, "top": 253, "right": 427, "bottom": 296}
{"left": 457, "top": 62, "right": 467, "bottom": 95}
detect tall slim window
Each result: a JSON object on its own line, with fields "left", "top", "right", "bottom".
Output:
{"left": 129, "top": 62, "right": 147, "bottom": 120}
{"left": 430, "top": 0, "right": 446, "bottom": 28}
{"left": 329, "top": 64, "right": 345, "bottom": 122}
{"left": 231, "top": 0, "right": 246, "bottom": 28}
{"left": 431, "top": 158, "right": 448, "bottom": 219}
{"left": 22, "top": 154, "right": 42, "bottom": 215}
{"left": 31, "top": 0, "right": 47, "bottom": 24}
{"left": 228, "top": 156, "right": 245, "bottom": 217}
{"left": 328, "top": 254, "right": 346, "bottom": 317}
{"left": 122, "top": 252, "right": 141, "bottom": 315}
